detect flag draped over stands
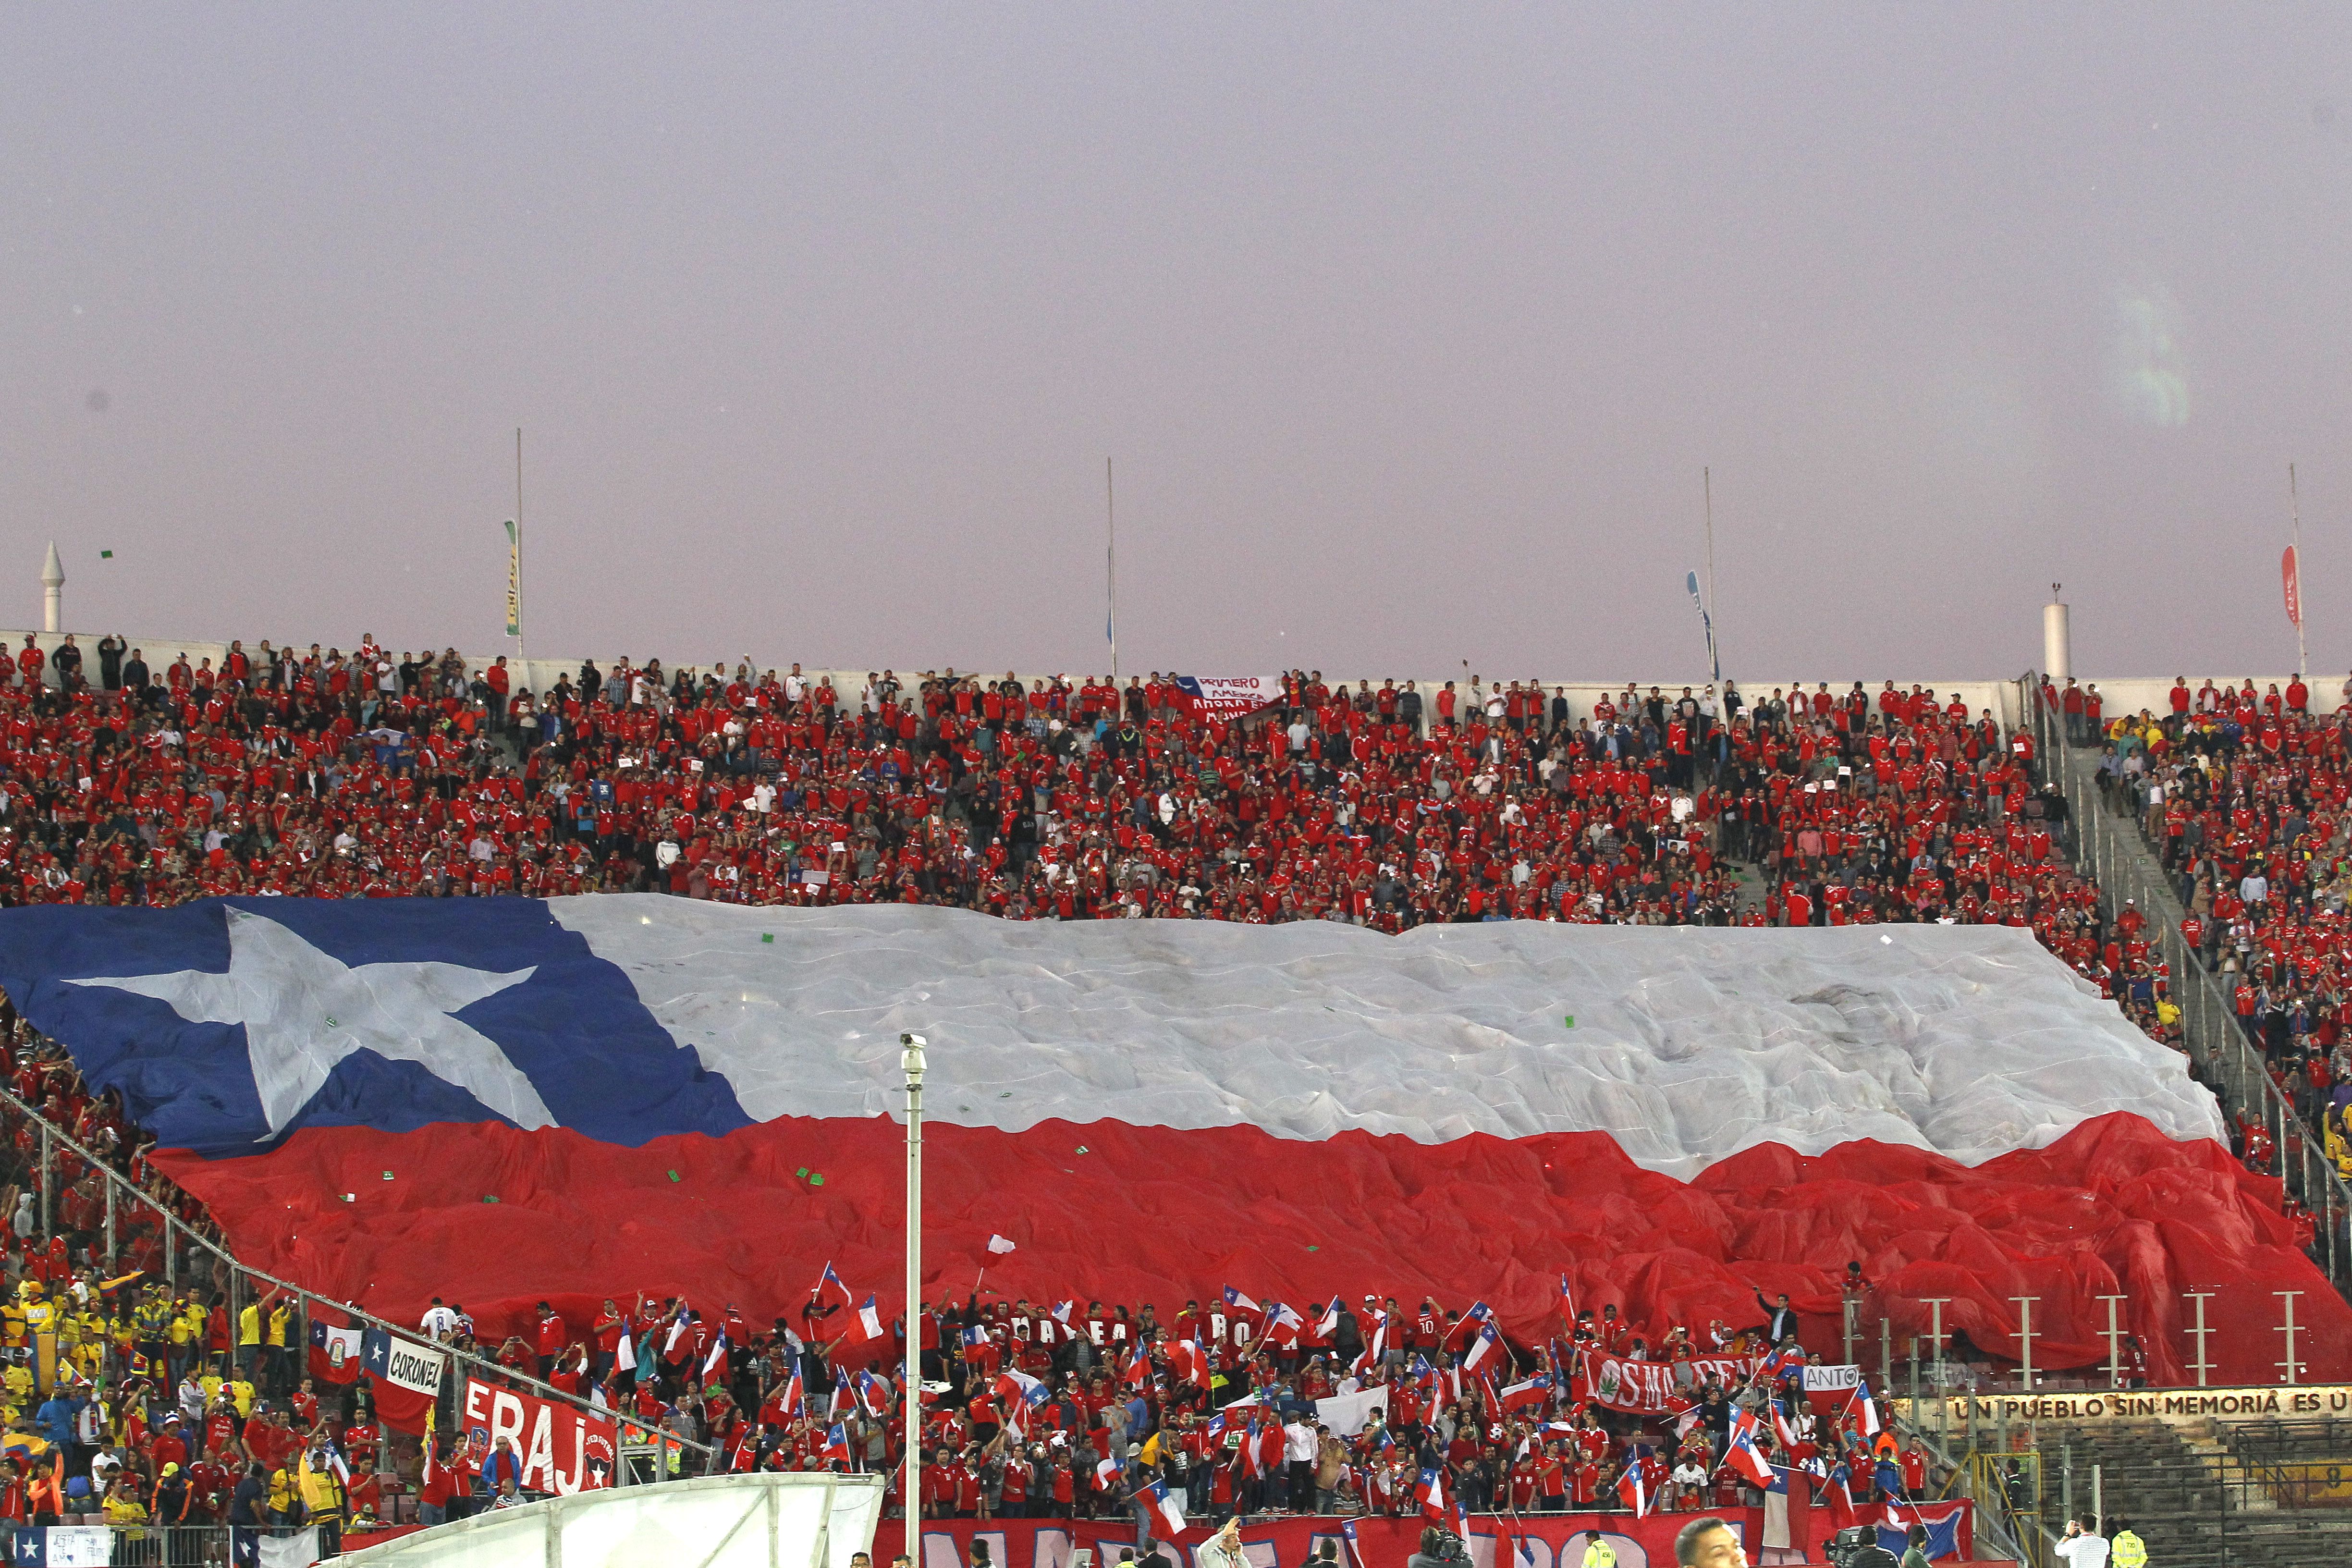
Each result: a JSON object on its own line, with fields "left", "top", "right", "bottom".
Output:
{"left": 0, "top": 896, "right": 2341, "bottom": 1382}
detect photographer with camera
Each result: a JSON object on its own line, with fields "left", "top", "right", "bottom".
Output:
{"left": 1819, "top": 1525, "right": 1899, "bottom": 1568}
{"left": 2055, "top": 1518, "right": 2110, "bottom": 1567}
{"left": 1406, "top": 1527, "right": 1470, "bottom": 1568}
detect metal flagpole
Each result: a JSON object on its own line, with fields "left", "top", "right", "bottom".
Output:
{"left": 903, "top": 1032, "right": 928, "bottom": 1563}
{"left": 507, "top": 428, "right": 527, "bottom": 669}
{"left": 1106, "top": 458, "right": 1119, "bottom": 685}
{"left": 1703, "top": 466, "right": 1719, "bottom": 679}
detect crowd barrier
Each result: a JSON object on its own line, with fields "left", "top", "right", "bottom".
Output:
{"left": 0, "top": 1080, "right": 719, "bottom": 1495}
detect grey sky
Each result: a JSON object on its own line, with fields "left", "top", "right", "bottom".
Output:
{"left": 5, "top": 6, "right": 2350, "bottom": 682}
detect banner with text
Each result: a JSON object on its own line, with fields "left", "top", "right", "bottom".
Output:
{"left": 1173, "top": 675, "right": 1282, "bottom": 721}
{"left": 1582, "top": 1354, "right": 1695, "bottom": 1414}
{"left": 361, "top": 1328, "right": 447, "bottom": 1434}
{"left": 463, "top": 1379, "right": 618, "bottom": 1495}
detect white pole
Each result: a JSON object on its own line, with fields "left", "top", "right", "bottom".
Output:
{"left": 513, "top": 428, "right": 527, "bottom": 668}
{"left": 2291, "top": 463, "right": 2306, "bottom": 681}
{"left": 2183, "top": 1291, "right": 2215, "bottom": 1388}
{"left": 2276, "top": 1290, "right": 2303, "bottom": 1385}
{"left": 2043, "top": 586, "right": 2071, "bottom": 683}
{"left": 40, "top": 542, "right": 64, "bottom": 637}
{"left": 2093, "top": 1463, "right": 2103, "bottom": 1536}
{"left": 1703, "top": 467, "right": 1720, "bottom": 681}
{"left": 2097, "top": 1296, "right": 2129, "bottom": 1388}
{"left": 1106, "top": 458, "right": 1119, "bottom": 686}
{"left": 903, "top": 1032, "right": 927, "bottom": 1565}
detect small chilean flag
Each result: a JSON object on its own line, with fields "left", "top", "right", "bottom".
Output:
{"left": 817, "top": 1261, "right": 855, "bottom": 1309}
{"left": 1617, "top": 1460, "right": 1648, "bottom": 1519}
{"left": 988, "top": 1234, "right": 1018, "bottom": 1255}
{"left": 858, "top": 1294, "right": 885, "bottom": 1340}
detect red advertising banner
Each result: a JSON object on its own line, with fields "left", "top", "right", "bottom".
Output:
{"left": 878, "top": 1513, "right": 1739, "bottom": 1568}
{"left": 460, "top": 1380, "right": 618, "bottom": 1494}
{"left": 873, "top": 1504, "right": 1974, "bottom": 1568}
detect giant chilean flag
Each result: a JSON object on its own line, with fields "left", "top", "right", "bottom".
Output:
{"left": 0, "top": 896, "right": 2341, "bottom": 1384}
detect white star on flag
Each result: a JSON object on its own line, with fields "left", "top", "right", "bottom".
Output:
{"left": 68, "top": 906, "right": 549, "bottom": 1136}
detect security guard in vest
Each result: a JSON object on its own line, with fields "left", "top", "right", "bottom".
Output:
{"left": 2110, "top": 1519, "right": 2147, "bottom": 1567}
{"left": 1580, "top": 1529, "right": 1616, "bottom": 1568}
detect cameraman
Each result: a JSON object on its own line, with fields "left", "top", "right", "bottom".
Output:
{"left": 1406, "top": 1527, "right": 1468, "bottom": 1568}
{"left": 1818, "top": 1526, "right": 1898, "bottom": 1568}
{"left": 2055, "top": 1519, "right": 2110, "bottom": 1567}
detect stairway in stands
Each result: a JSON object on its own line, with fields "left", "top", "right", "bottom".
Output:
{"left": 2030, "top": 1415, "right": 2352, "bottom": 1568}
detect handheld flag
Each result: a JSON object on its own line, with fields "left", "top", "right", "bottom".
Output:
{"left": 1617, "top": 1460, "right": 1649, "bottom": 1519}
{"left": 1498, "top": 1373, "right": 1551, "bottom": 1413}
{"left": 1266, "top": 1300, "right": 1306, "bottom": 1348}
{"left": 1463, "top": 1322, "right": 1503, "bottom": 1375}
{"left": 987, "top": 1234, "right": 1018, "bottom": 1255}
{"left": 1317, "top": 1295, "right": 1345, "bottom": 1336}
{"left": 858, "top": 1294, "right": 885, "bottom": 1340}
{"left": 1415, "top": 1466, "right": 1448, "bottom": 1520}
{"left": 1224, "top": 1285, "right": 1262, "bottom": 1314}
{"left": 1341, "top": 1518, "right": 1367, "bottom": 1568}
{"left": 1725, "top": 1415, "right": 1775, "bottom": 1489}
{"left": 1855, "top": 1378, "right": 1881, "bottom": 1438}
{"left": 817, "top": 1261, "right": 855, "bottom": 1309}
{"left": 1148, "top": 1478, "right": 1187, "bottom": 1536}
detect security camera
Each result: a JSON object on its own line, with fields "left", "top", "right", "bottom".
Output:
{"left": 901, "top": 1032, "right": 927, "bottom": 1047}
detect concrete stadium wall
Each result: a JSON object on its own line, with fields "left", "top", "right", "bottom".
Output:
{"left": 337, "top": 1471, "right": 882, "bottom": 1568}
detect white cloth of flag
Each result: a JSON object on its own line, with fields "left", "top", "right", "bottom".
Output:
{"left": 988, "top": 1234, "right": 1018, "bottom": 1254}
{"left": 859, "top": 1294, "right": 885, "bottom": 1339}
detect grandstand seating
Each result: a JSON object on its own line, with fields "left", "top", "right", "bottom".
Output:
{"left": 0, "top": 633, "right": 2341, "bottom": 1550}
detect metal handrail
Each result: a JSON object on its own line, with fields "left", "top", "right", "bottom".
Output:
{"left": 0, "top": 1078, "right": 717, "bottom": 1464}
{"left": 2018, "top": 675, "right": 2352, "bottom": 1291}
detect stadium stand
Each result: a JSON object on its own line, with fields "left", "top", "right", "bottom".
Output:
{"left": 0, "top": 629, "right": 2345, "bottom": 1568}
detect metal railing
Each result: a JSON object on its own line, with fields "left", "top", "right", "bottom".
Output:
{"left": 0, "top": 1078, "right": 718, "bottom": 1482}
{"left": 2020, "top": 676, "right": 2352, "bottom": 1292}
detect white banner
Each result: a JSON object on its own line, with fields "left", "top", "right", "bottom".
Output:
{"left": 364, "top": 1328, "right": 448, "bottom": 1396}
{"left": 1801, "top": 1363, "right": 1862, "bottom": 1392}
{"left": 43, "top": 1528, "right": 114, "bottom": 1568}
{"left": 1315, "top": 1382, "right": 1390, "bottom": 1436}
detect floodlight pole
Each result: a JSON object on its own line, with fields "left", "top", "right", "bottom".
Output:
{"left": 904, "top": 1031, "right": 927, "bottom": 1562}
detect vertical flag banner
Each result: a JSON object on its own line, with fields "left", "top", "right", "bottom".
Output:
{"left": 2283, "top": 545, "right": 2302, "bottom": 628}
{"left": 505, "top": 519, "right": 522, "bottom": 638}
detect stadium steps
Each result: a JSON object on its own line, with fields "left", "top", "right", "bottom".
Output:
{"left": 2028, "top": 1416, "right": 2352, "bottom": 1568}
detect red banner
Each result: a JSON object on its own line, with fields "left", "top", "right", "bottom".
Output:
{"left": 873, "top": 1505, "right": 1974, "bottom": 1568}
{"left": 2286, "top": 545, "right": 2303, "bottom": 628}
{"left": 1175, "top": 676, "right": 1283, "bottom": 720}
{"left": 460, "top": 1380, "right": 617, "bottom": 1494}
{"left": 879, "top": 1512, "right": 1736, "bottom": 1568}
{"left": 1579, "top": 1354, "right": 1693, "bottom": 1414}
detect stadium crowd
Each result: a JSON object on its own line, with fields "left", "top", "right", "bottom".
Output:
{"left": 0, "top": 632, "right": 2328, "bottom": 1544}
{"left": 2054, "top": 673, "right": 2352, "bottom": 1182}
